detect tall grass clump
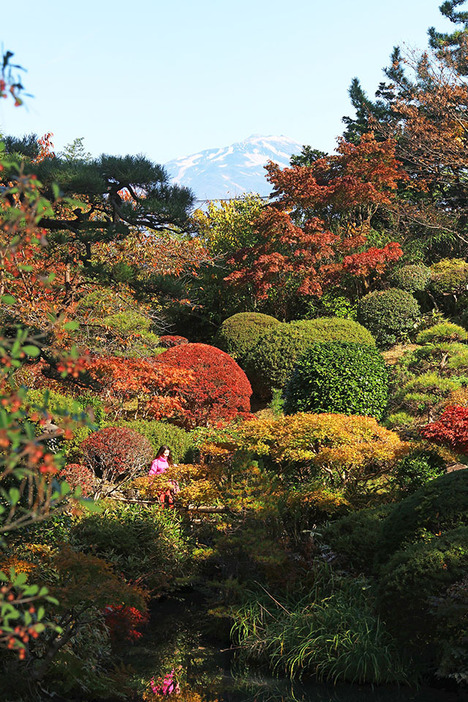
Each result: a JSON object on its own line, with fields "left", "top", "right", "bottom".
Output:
{"left": 231, "top": 567, "right": 412, "bottom": 685}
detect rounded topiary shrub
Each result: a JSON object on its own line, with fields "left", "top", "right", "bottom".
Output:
{"left": 81, "top": 427, "right": 153, "bottom": 496}
{"left": 284, "top": 342, "right": 388, "bottom": 420}
{"left": 357, "top": 288, "right": 421, "bottom": 347}
{"left": 390, "top": 264, "right": 431, "bottom": 293}
{"left": 215, "top": 312, "right": 280, "bottom": 361}
{"left": 155, "top": 343, "right": 252, "bottom": 428}
{"left": 430, "top": 258, "right": 468, "bottom": 297}
{"left": 292, "top": 317, "right": 376, "bottom": 347}
{"left": 245, "top": 318, "right": 376, "bottom": 401}
{"left": 109, "top": 420, "right": 193, "bottom": 464}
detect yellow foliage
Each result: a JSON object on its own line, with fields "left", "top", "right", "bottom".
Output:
{"left": 237, "top": 412, "right": 407, "bottom": 487}
{"left": 0, "top": 557, "right": 36, "bottom": 575}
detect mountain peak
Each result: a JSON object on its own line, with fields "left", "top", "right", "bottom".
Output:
{"left": 164, "top": 135, "right": 302, "bottom": 201}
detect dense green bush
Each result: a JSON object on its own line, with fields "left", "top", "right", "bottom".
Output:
{"left": 322, "top": 505, "right": 393, "bottom": 574}
{"left": 416, "top": 322, "right": 468, "bottom": 344}
{"left": 292, "top": 317, "right": 376, "bottom": 346}
{"left": 377, "top": 527, "right": 468, "bottom": 653}
{"left": 71, "top": 501, "right": 192, "bottom": 594}
{"left": 284, "top": 342, "right": 388, "bottom": 420}
{"left": 377, "top": 470, "right": 468, "bottom": 558}
{"left": 245, "top": 318, "right": 375, "bottom": 400}
{"left": 391, "top": 449, "right": 447, "bottom": 494}
{"left": 215, "top": 312, "right": 280, "bottom": 361}
{"left": 357, "top": 288, "right": 421, "bottom": 347}
{"left": 390, "top": 264, "right": 431, "bottom": 293}
{"left": 429, "top": 258, "right": 468, "bottom": 298}
{"left": 108, "top": 419, "right": 194, "bottom": 463}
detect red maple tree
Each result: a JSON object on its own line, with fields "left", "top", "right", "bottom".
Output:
{"left": 224, "top": 133, "right": 406, "bottom": 316}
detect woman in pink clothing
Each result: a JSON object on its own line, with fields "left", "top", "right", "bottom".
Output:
{"left": 149, "top": 446, "right": 179, "bottom": 506}
{"left": 149, "top": 445, "right": 172, "bottom": 476}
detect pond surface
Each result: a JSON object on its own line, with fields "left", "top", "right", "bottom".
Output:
{"left": 124, "top": 592, "right": 468, "bottom": 702}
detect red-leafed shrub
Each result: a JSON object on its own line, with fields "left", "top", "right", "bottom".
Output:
{"left": 81, "top": 427, "right": 153, "bottom": 496}
{"left": 103, "top": 605, "right": 149, "bottom": 645}
{"left": 58, "top": 464, "right": 95, "bottom": 497}
{"left": 159, "top": 335, "right": 189, "bottom": 348}
{"left": 155, "top": 343, "right": 252, "bottom": 428}
{"left": 421, "top": 405, "right": 468, "bottom": 454}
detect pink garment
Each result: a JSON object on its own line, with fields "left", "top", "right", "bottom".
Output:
{"left": 149, "top": 456, "right": 169, "bottom": 476}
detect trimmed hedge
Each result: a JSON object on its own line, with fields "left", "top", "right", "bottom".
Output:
{"left": 284, "top": 342, "right": 388, "bottom": 420}
{"left": 155, "top": 343, "right": 252, "bottom": 428}
{"left": 245, "top": 317, "right": 376, "bottom": 400}
{"left": 292, "top": 317, "right": 376, "bottom": 346}
{"left": 390, "top": 264, "right": 430, "bottom": 293}
{"left": 215, "top": 312, "right": 280, "bottom": 361}
{"left": 109, "top": 419, "right": 194, "bottom": 463}
{"left": 357, "top": 288, "right": 421, "bottom": 347}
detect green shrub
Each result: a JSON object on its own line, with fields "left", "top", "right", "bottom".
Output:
{"left": 416, "top": 322, "right": 468, "bottom": 344}
{"left": 377, "top": 470, "right": 468, "bottom": 558}
{"left": 401, "top": 341, "right": 468, "bottom": 378}
{"left": 430, "top": 258, "right": 468, "bottom": 297}
{"left": 389, "top": 371, "right": 462, "bottom": 422}
{"left": 109, "top": 419, "right": 194, "bottom": 463}
{"left": 377, "top": 527, "right": 468, "bottom": 652}
{"left": 391, "top": 449, "right": 446, "bottom": 493}
{"left": 322, "top": 505, "right": 393, "bottom": 574}
{"left": 245, "top": 317, "right": 375, "bottom": 400}
{"left": 71, "top": 501, "right": 192, "bottom": 593}
{"left": 357, "top": 288, "right": 421, "bottom": 347}
{"left": 284, "top": 342, "right": 388, "bottom": 420}
{"left": 390, "top": 264, "right": 431, "bottom": 293}
{"left": 292, "top": 317, "right": 376, "bottom": 346}
{"left": 215, "top": 312, "right": 280, "bottom": 361}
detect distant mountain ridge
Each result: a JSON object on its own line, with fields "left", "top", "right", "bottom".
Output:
{"left": 164, "top": 134, "right": 302, "bottom": 201}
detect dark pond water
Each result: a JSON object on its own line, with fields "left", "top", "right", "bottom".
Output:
{"left": 123, "top": 592, "right": 468, "bottom": 702}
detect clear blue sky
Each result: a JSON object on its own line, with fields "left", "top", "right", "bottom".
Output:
{"left": 1, "top": 0, "right": 455, "bottom": 164}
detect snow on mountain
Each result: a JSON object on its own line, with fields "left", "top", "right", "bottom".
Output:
{"left": 164, "top": 134, "right": 303, "bottom": 202}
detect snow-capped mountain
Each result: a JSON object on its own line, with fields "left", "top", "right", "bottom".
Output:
{"left": 164, "top": 134, "right": 303, "bottom": 202}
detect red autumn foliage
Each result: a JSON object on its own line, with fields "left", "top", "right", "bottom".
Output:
{"left": 158, "top": 335, "right": 189, "bottom": 348}
{"left": 58, "top": 464, "right": 95, "bottom": 497}
{"left": 83, "top": 355, "right": 191, "bottom": 419}
{"left": 103, "top": 605, "right": 149, "bottom": 645}
{"left": 155, "top": 343, "right": 252, "bottom": 429}
{"left": 224, "top": 134, "right": 405, "bottom": 315}
{"left": 81, "top": 427, "right": 153, "bottom": 494}
{"left": 266, "top": 133, "right": 407, "bottom": 215}
{"left": 342, "top": 242, "right": 403, "bottom": 278}
{"left": 421, "top": 405, "right": 468, "bottom": 454}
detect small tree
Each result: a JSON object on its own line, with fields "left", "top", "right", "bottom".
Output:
{"left": 81, "top": 427, "right": 153, "bottom": 498}
{"left": 421, "top": 404, "right": 468, "bottom": 454}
